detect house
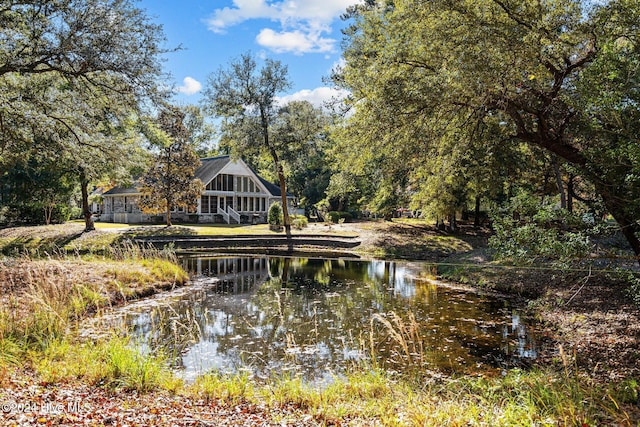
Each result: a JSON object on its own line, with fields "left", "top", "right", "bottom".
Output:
{"left": 100, "top": 156, "right": 295, "bottom": 224}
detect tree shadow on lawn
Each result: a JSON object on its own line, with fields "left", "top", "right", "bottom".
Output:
{"left": 372, "top": 222, "right": 489, "bottom": 260}
{"left": 0, "top": 232, "right": 84, "bottom": 256}
{"left": 121, "top": 225, "right": 198, "bottom": 238}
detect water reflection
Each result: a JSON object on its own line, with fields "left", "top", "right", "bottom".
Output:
{"left": 112, "top": 256, "right": 538, "bottom": 381}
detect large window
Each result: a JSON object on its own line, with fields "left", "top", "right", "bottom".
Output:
{"left": 206, "top": 174, "right": 235, "bottom": 191}
{"left": 237, "top": 176, "right": 260, "bottom": 193}
{"left": 200, "top": 195, "right": 218, "bottom": 213}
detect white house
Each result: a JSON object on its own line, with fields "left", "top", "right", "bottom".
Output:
{"left": 100, "top": 156, "right": 295, "bottom": 224}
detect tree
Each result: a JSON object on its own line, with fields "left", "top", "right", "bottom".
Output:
{"left": 0, "top": 148, "right": 77, "bottom": 225}
{"left": 138, "top": 107, "right": 204, "bottom": 227}
{"left": 270, "top": 101, "right": 331, "bottom": 215}
{"left": 202, "top": 53, "right": 293, "bottom": 234}
{"left": 181, "top": 105, "right": 218, "bottom": 157}
{"left": 336, "top": 0, "right": 640, "bottom": 262}
{"left": 0, "top": 0, "right": 168, "bottom": 231}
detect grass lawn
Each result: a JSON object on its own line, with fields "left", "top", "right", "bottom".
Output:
{"left": 81, "top": 220, "right": 359, "bottom": 237}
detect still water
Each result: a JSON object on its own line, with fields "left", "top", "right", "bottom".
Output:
{"left": 107, "top": 256, "right": 539, "bottom": 381}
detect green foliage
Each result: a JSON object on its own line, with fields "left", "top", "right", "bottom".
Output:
{"left": 0, "top": 0, "right": 167, "bottom": 232}
{"left": 272, "top": 101, "right": 333, "bottom": 212}
{"left": 192, "top": 372, "right": 254, "bottom": 404}
{"left": 327, "top": 211, "right": 353, "bottom": 223}
{"left": 268, "top": 202, "right": 284, "bottom": 226}
{"left": 489, "top": 192, "right": 593, "bottom": 266}
{"left": 291, "top": 214, "right": 308, "bottom": 230}
{"left": 336, "top": 0, "right": 640, "bottom": 259}
{"left": 622, "top": 271, "right": 640, "bottom": 307}
{"left": 324, "top": 171, "right": 365, "bottom": 212}
{"left": 0, "top": 154, "right": 77, "bottom": 225}
{"left": 139, "top": 107, "right": 205, "bottom": 226}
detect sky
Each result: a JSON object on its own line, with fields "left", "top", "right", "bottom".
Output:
{"left": 137, "top": 0, "right": 357, "bottom": 107}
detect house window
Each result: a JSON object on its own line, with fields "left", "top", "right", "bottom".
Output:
{"left": 201, "top": 196, "right": 210, "bottom": 213}
{"left": 200, "top": 196, "right": 218, "bottom": 213}
{"left": 206, "top": 174, "right": 235, "bottom": 191}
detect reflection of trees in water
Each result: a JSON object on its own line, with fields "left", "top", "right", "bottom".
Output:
{"left": 125, "top": 257, "right": 538, "bottom": 378}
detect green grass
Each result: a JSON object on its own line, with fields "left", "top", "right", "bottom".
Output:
{"left": 34, "top": 336, "right": 175, "bottom": 392}
{"left": 94, "top": 221, "right": 359, "bottom": 236}
{"left": 14, "top": 333, "right": 636, "bottom": 426}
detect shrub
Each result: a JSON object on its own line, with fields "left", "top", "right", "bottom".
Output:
{"left": 488, "top": 193, "right": 594, "bottom": 266}
{"left": 268, "top": 202, "right": 283, "bottom": 226}
{"left": 291, "top": 214, "right": 308, "bottom": 230}
{"left": 328, "top": 211, "right": 353, "bottom": 223}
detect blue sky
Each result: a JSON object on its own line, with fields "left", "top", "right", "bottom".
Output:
{"left": 138, "top": 0, "right": 356, "bottom": 107}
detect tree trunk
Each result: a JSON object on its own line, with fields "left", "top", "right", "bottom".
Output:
{"left": 551, "top": 155, "right": 567, "bottom": 209}
{"left": 269, "top": 148, "right": 291, "bottom": 238}
{"left": 600, "top": 190, "right": 640, "bottom": 263}
{"left": 44, "top": 204, "right": 53, "bottom": 225}
{"left": 474, "top": 196, "right": 481, "bottom": 228}
{"left": 262, "top": 109, "right": 291, "bottom": 238}
{"left": 567, "top": 175, "right": 574, "bottom": 213}
{"left": 166, "top": 205, "right": 172, "bottom": 227}
{"left": 449, "top": 213, "right": 457, "bottom": 231}
{"left": 80, "top": 170, "right": 95, "bottom": 232}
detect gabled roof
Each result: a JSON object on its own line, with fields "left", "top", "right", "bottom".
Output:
{"left": 102, "top": 186, "right": 140, "bottom": 196}
{"left": 194, "top": 155, "right": 232, "bottom": 186}
{"left": 103, "top": 155, "right": 292, "bottom": 198}
{"left": 257, "top": 175, "right": 284, "bottom": 197}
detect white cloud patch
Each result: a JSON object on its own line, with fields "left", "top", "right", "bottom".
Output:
{"left": 276, "top": 86, "right": 349, "bottom": 109}
{"left": 206, "top": 0, "right": 358, "bottom": 54}
{"left": 176, "top": 77, "right": 202, "bottom": 96}
{"left": 256, "top": 28, "right": 335, "bottom": 54}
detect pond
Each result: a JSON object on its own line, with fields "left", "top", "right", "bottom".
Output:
{"left": 95, "top": 256, "right": 540, "bottom": 382}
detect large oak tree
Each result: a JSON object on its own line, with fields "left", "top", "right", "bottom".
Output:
{"left": 336, "top": 0, "right": 640, "bottom": 261}
{"left": 202, "top": 53, "right": 293, "bottom": 234}
{"left": 0, "top": 0, "right": 168, "bottom": 231}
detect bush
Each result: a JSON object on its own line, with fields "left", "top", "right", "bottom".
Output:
{"left": 1, "top": 202, "right": 71, "bottom": 225}
{"left": 327, "top": 211, "right": 353, "bottom": 223}
{"left": 291, "top": 214, "right": 308, "bottom": 230}
{"left": 268, "top": 202, "right": 283, "bottom": 226}
{"left": 488, "top": 193, "right": 594, "bottom": 266}
{"left": 69, "top": 206, "right": 83, "bottom": 220}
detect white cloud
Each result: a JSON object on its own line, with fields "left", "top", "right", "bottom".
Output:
{"left": 256, "top": 28, "right": 335, "bottom": 54}
{"left": 206, "top": 0, "right": 358, "bottom": 54}
{"left": 276, "top": 86, "right": 349, "bottom": 109}
{"left": 176, "top": 77, "right": 202, "bottom": 96}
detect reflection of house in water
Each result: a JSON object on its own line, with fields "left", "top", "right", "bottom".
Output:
{"left": 183, "top": 257, "right": 270, "bottom": 294}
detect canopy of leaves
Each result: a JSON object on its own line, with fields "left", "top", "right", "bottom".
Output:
{"left": 138, "top": 108, "right": 204, "bottom": 226}
{"left": 0, "top": 0, "right": 167, "bottom": 167}
{"left": 336, "top": 0, "right": 640, "bottom": 255}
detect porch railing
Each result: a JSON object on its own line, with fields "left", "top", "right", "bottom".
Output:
{"left": 227, "top": 206, "right": 241, "bottom": 224}
{"left": 217, "top": 207, "right": 229, "bottom": 224}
